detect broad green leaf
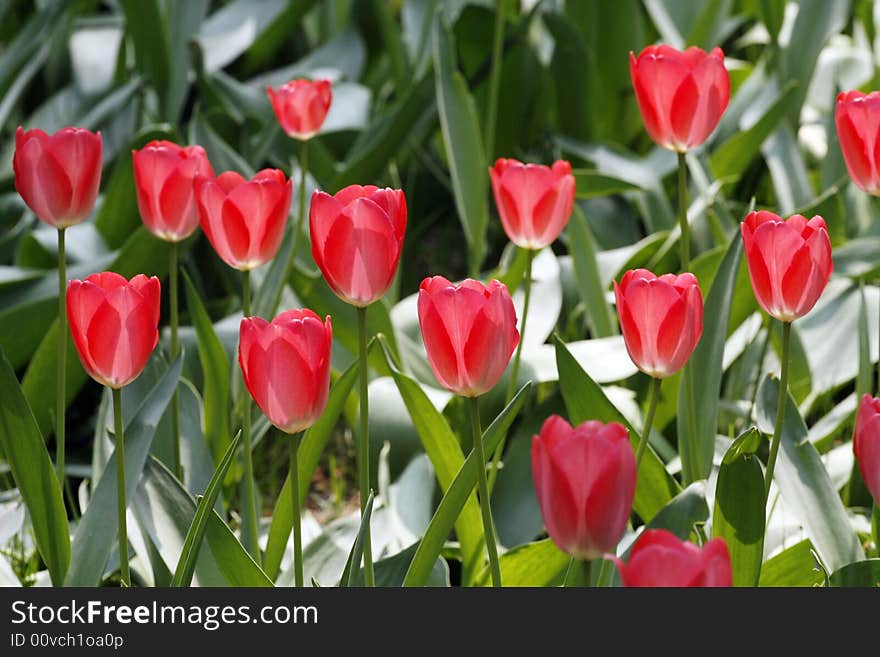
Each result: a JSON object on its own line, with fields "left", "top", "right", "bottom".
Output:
{"left": 572, "top": 170, "right": 641, "bottom": 199}
{"left": 65, "top": 357, "right": 182, "bottom": 586}
{"left": 677, "top": 232, "right": 742, "bottom": 483}
{"left": 0, "top": 349, "right": 70, "bottom": 585}
{"left": 758, "top": 539, "right": 824, "bottom": 587}
{"left": 264, "top": 361, "right": 360, "bottom": 580}
{"left": 340, "top": 491, "right": 374, "bottom": 587}
{"left": 120, "top": 0, "right": 171, "bottom": 107}
{"left": 567, "top": 206, "right": 615, "bottom": 338}
{"left": 432, "top": 15, "right": 488, "bottom": 273}
{"left": 756, "top": 376, "right": 864, "bottom": 572}
{"left": 554, "top": 337, "right": 680, "bottom": 521}
{"left": 357, "top": 542, "right": 449, "bottom": 587}
{"left": 829, "top": 559, "right": 880, "bottom": 587}
{"left": 642, "top": 482, "right": 709, "bottom": 540}
{"left": 478, "top": 538, "right": 570, "bottom": 587}
{"left": 403, "top": 382, "right": 532, "bottom": 587}
{"left": 166, "top": 0, "right": 210, "bottom": 120}
{"left": 833, "top": 237, "right": 880, "bottom": 280}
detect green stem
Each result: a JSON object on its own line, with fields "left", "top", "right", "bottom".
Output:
{"left": 113, "top": 387, "right": 130, "bottom": 587}
{"left": 56, "top": 228, "right": 66, "bottom": 485}
{"left": 356, "top": 306, "right": 375, "bottom": 587}
{"left": 677, "top": 151, "right": 689, "bottom": 271}
{"left": 635, "top": 376, "right": 662, "bottom": 467}
{"left": 562, "top": 557, "right": 591, "bottom": 587}
{"left": 295, "top": 140, "right": 308, "bottom": 266}
{"left": 170, "top": 241, "right": 182, "bottom": 480}
{"left": 469, "top": 395, "right": 502, "bottom": 587}
{"left": 240, "top": 270, "right": 260, "bottom": 563}
{"left": 876, "top": 285, "right": 879, "bottom": 393}
{"left": 872, "top": 502, "right": 879, "bottom": 558}
{"left": 484, "top": 0, "right": 506, "bottom": 161}
{"left": 290, "top": 434, "right": 304, "bottom": 587}
{"left": 764, "top": 321, "right": 791, "bottom": 503}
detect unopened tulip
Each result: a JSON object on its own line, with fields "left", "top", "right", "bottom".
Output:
{"left": 14, "top": 126, "right": 102, "bottom": 227}
{"left": 835, "top": 90, "right": 880, "bottom": 195}
{"left": 132, "top": 140, "right": 214, "bottom": 241}
{"left": 531, "top": 415, "right": 636, "bottom": 560}
{"left": 66, "top": 272, "right": 161, "bottom": 389}
{"left": 310, "top": 185, "right": 407, "bottom": 307}
{"left": 266, "top": 79, "right": 333, "bottom": 141}
{"left": 239, "top": 309, "right": 332, "bottom": 434}
{"left": 629, "top": 45, "right": 730, "bottom": 152}
{"left": 613, "top": 529, "right": 732, "bottom": 587}
{"left": 854, "top": 394, "right": 880, "bottom": 505}
{"left": 489, "top": 159, "right": 575, "bottom": 249}
{"left": 195, "top": 169, "right": 292, "bottom": 271}
{"left": 614, "top": 269, "right": 703, "bottom": 378}
{"left": 417, "top": 276, "right": 520, "bottom": 397}
{"left": 740, "top": 211, "right": 833, "bottom": 322}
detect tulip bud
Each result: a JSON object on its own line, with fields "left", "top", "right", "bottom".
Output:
{"left": 266, "top": 79, "right": 333, "bottom": 141}
{"left": 613, "top": 529, "right": 732, "bottom": 587}
{"left": 854, "top": 394, "right": 880, "bottom": 506}
{"left": 835, "top": 90, "right": 880, "bottom": 195}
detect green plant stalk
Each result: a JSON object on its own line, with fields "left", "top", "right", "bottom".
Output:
{"left": 240, "top": 270, "right": 260, "bottom": 563}
{"left": 112, "top": 387, "right": 130, "bottom": 587}
{"left": 562, "top": 557, "right": 591, "bottom": 587}
{"left": 295, "top": 140, "right": 308, "bottom": 265}
{"left": 635, "top": 376, "right": 662, "bottom": 467}
{"left": 484, "top": 0, "right": 506, "bottom": 160}
{"left": 764, "top": 321, "right": 791, "bottom": 503}
{"left": 356, "top": 306, "right": 375, "bottom": 587}
{"left": 290, "top": 434, "right": 304, "bottom": 587}
{"left": 871, "top": 502, "right": 880, "bottom": 558}
{"left": 468, "top": 395, "right": 502, "bottom": 587}
{"left": 55, "top": 228, "right": 67, "bottom": 485}
{"left": 169, "top": 241, "right": 182, "bottom": 480}
{"left": 677, "top": 151, "right": 689, "bottom": 271}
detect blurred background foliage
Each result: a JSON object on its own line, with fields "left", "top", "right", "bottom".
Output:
{"left": 1, "top": 0, "right": 879, "bottom": 586}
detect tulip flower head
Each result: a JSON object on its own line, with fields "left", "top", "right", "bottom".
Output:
{"left": 132, "top": 140, "right": 214, "bottom": 242}
{"left": 14, "top": 126, "right": 103, "bottom": 228}
{"left": 266, "top": 79, "right": 333, "bottom": 141}
{"left": 854, "top": 394, "right": 880, "bottom": 505}
{"left": 531, "top": 415, "right": 636, "bottom": 560}
{"left": 66, "top": 272, "right": 161, "bottom": 389}
{"left": 614, "top": 269, "right": 704, "bottom": 378}
{"left": 835, "top": 90, "right": 880, "bottom": 195}
{"left": 612, "top": 529, "right": 732, "bottom": 587}
{"left": 740, "top": 211, "right": 833, "bottom": 323}
{"left": 417, "top": 276, "right": 519, "bottom": 397}
{"left": 196, "top": 169, "right": 292, "bottom": 271}
{"left": 629, "top": 45, "right": 730, "bottom": 152}
{"left": 489, "top": 159, "right": 575, "bottom": 249}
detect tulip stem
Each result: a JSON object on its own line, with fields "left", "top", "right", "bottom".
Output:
{"left": 112, "top": 387, "right": 130, "bottom": 587}
{"left": 294, "top": 140, "right": 308, "bottom": 269}
{"left": 635, "top": 376, "right": 662, "bottom": 467}
{"left": 240, "top": 270, "right": 260, "bottom": 563}
{"left": 562, "top": 557, "right": 592, "bottom": 587}
{"left": 872, "top": 502, "right": 879, "bottom": 558}
{"left": 764, "top": 320, "right": 791, "bottom": 503}
{"left": 290, "top": 434, "right": 304, "bottom": 587}
{"left": 55, "top": 228, "right": 67, "bottom": 486}
{"left": 356, "top": 306, "right": 375, "bottom": 587}
{"left": 484, "top": 0, "right": 506, "bottom": 161}
{"left": 169, "top": 240, "right": 182, "bottom": 481}
{"left": 677, "top": 151, "right": 689, "bottom": 271}
{"left": 468, "top": 395, "right": 502, "bottom": 587}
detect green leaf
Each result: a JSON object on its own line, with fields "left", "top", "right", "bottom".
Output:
{"left": 567, "top": 206, "right": 616, "bottom": 338}
{"left": 119, "top": 0, "right": 171, "bottom": 108}
{"left": 358, "top": 542, "right": 449, "bottom": 587}
{"left": 756, "top": 376, "right": 865, "bottom": 572}
{"left": 641, "top": 482, "right": 709, "bottom": 539}
{"left": 478, "top": 538, "right": 570, "bottom": 587}
{"left": 65, "top": 356, "right": 182, "bottom": 586}
{"left": 572, "top": 170, "right": 641, "bottom": 199}
{"left": 829, "top": 559, "right": 880, "bottom": 587}
{"left": 339, "top": 491, "right": 374, "bottom": 587}
{"left": 172, "top": 430, "right": 242, "bottom": 587}
{"left": 677, "top": 232, "right": 743, "bottom": 483}
{"left": 403, "top": 382, "right": 532, "bottom": 587}
{"left": 758, "top": 539, "right": 824, "bottom": 587}
{"left": 713, "top": 429, "right": 765, "bottom": 587}
{"left": 857, "top": 283, "right": 872, "bottom": 400}
{"left": 833, "top": 237, "right": 880, "bottom": 280}
{"left": 0, "top": 348, "right": 70, "bottom": 585}
{"left": 432, "top": 15, "right": 489, "bottom": 273}
{"left": 263, "top": 361, "right": 360, "bottom": 580}
{"left": 554, "top": 337, "right": 680, "bottom": 522}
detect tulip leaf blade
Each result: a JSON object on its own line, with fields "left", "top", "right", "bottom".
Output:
{"left": 677, "top": 231, "right": 743, "bottom": 483}
{"left": 119, "top": 0, "right": 171, "bottom": 110}
{"left": 758, "top": 539, "right": 825, "bottom": 587}
{"left": 403, "top": 381, "right": 532, "bottom": 587}
{"left": 829, "top": 559, "right": 880, "bottom": 587}
{"left": 0, "top": 348, "right": 70, "bottom": 585}
{"left": 857, "top": 282, "right": 872, "bottom": 400}
{"left": 572, "top": 170, "right": 641, "bottom": 199}
{"left": 478, "top": 538, "right": 570, "bottom": 587}
{"left": 568, "top": 205, "right": 617, "bottom": 338}
{"left": 554, "top": 336, "right": 680, "bottom": 522}
{"left": 642, "top": 481, "right": 709, "bottom": 541}
{"left": 339, "top": 491, "right": 374, "bottom": 587}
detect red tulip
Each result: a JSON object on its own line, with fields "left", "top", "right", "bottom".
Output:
{"left": 835, "top": 90, "right": 880, "bottom": 195}
{"left": 310, "top": 185, "right": 407, "bottom": 307}
{"left": 854, "top": 394, "right": 880, "bottom": 505}
{"left": 629, "top": 45, "right": 730, "bottom": 152}
{"left": 489, "top": 159, "right": 575, "bottom": 249}
{"left": 531, "top": 415, "right": 636, "bottom": 560}
{"left": 740, "top": 211, "right": 833, "bottom": 322}
{"left": 66, "top": 272, "right": 160, "bottom": 389}
{"left": 266, "top": 79, "right": 333, "bottom": 140}
{"left": 132, "top": 140, "right": 214, "bottom": 242}
{"left": 417, "top": 276, "right": 519, "bottom": 397}
{"left": 614, "top": 269, "right": 703, "bottom": 378}
{"left": 239, "top": 309, "right": 332, "bottom": 434}
{"left": 13, "top": 126, "right": 102, "bottom": 228}
{"left": 195, "top": 169, "right": 292, "bottom": 271}
{"left": 613, "top": 529, "right": 732, "bottom": 587}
